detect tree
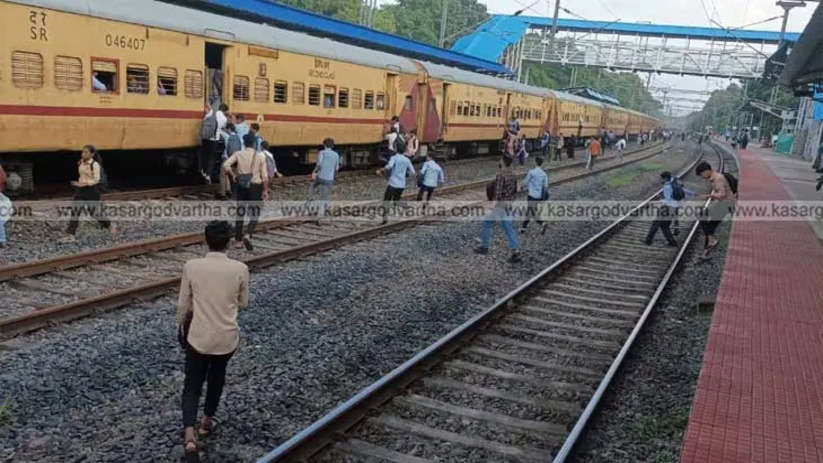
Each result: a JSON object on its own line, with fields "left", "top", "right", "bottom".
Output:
{"left": 379, "top": 0, "right": 488, "bottom": 46}
{"left": 277, "top": 0, "right": 363, "bottom": 23}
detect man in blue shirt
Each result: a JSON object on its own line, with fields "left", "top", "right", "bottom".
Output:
{"left": 645, "top": 171, "right": 695, "bottom": 246}
{"left": 376, "top": 151, "right": 415, "bottom": 224}
{"left": 234, "top": 114, "right": 249, "bottom": 148}
{"left": 416, "top": 153, "right": 445, "bottom": 203}
{"left": 521, "top": 156, "right": 549, "bottom": 235}
{"left": 310, "top": 138, "right": 340, "bottom": 221}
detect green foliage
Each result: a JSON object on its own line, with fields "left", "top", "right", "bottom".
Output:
{"left": 379, "top": 0, "right": 488, "bottom": 46}
{"left": 277, "top": 0, "right": 364, "bottom": 22}
{"left": 684, "top": 80, "right": 799, "bottom": 136}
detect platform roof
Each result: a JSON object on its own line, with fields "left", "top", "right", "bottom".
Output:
{"left": 161, "top": 0, "right": 511, "bottom": 75}
{"left": 452, "top": 15, "right": 802, "bottom": 63}
{"left": 781, "top": 4, "right": 823, "bottom": 90}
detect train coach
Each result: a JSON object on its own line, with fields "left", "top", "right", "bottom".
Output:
{"left": 0, "top": 0, "right": 660, "bottom": 193}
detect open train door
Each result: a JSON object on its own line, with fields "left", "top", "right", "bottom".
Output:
{"left": 204, "top": 42, "right": 230, "bottom": 109}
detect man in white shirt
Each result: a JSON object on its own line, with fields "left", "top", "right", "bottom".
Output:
{"left": 376, "top": 151, "right": 415, "bottom": 224}
{"left": 200, "top": 104, "right": 229, "bottom": 184}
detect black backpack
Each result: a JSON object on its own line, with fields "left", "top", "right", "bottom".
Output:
{"left": 723, "top": 172, "right": 738, "bottom": 195}
{"left": 93, "top": 160, "right": 108, "bottom": 192}
{"left": 670, "top": 179, "right": 685, "bottom": 201}
{"left": 394, "top": 133, "right": 407, "bottom": 154}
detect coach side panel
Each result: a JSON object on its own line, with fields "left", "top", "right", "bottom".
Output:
{"left": 0, "top": 1, "right": 204, "bottom": 153}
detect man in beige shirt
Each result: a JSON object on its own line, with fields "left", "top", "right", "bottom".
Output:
{"left": 223, "top": 133, "right": 268, "bottom": 251}
{"left": 178, "top": 221, "right": 248, "bottom": 458}
{"left": 60, "top": 144, "right": 113, "bottom": 243}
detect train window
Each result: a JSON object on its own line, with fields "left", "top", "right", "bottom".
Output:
{"left": 274, "top": 81, "right": 288, "bottom": 103}
{"left": 351, "top": 89, "right": 362, "bottom": 109}
{"left": 233, "top": 76, "right": 250, "bottom": 101}
{"left": 323, "top": 85, "right": 335, "bottom": 108}
{"left": 12, "top": 51, "right": 44, "bottom": 89}
{"left": 157, "top": 66, "right": 177, "bottom": 96}
{"left": 254, "top": 77, "right": 269, "bottom": 103}
{"left": 475, "top": 105, "right": 481, "bottom": 117}
{"left": 293, "top": 82, "right": 305, "bottom": 104}
{"left": 450, "top": 101, "right": 456, "bottom": 116}
{"left": 308, "top": 85, "right": 321, "bottom": 106}
{"left": 364, "top": 91, "right": 374, "bottom": 109}
{"left": 404, "top": 95, "right": 413, "bottom": 111}
{"left": 456, "top": 102, "right": 462, "bottom": 116}
{"left": 376, "top": 93, "right": 385, "bottom": 110}
{"left": 339, "top": 88, "right": 349, "bottom": 108}
{"left": 91, "top": 59, "right": 117, "bottom": 93}
{"left": 185, "top": 70, "right": 203, "bottom": 99}
{"left": 54, "top": 56, "right": 83, "bottom": 91}
{"left": 126, "top": 64, "right": 149, "bottom": 94}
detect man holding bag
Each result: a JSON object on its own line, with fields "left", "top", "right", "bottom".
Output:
{"left": 177, "top": 221, "right": 248, "bottom": 462}
{"left": 223, "top": 133, "right": 268, "bottom": 251}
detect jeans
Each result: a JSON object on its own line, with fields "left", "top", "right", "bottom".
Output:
{"left": 586, "top": 153, "right": 596, "bottom": 170}
{"left": 645, "top": 206, "right": 677, "bottom": 245}
{"left": 66, "top": 186, "right": 110, "bottom": 235}
{"left": 232, "top": 182, "right": 263, "bottom": 239}
{"left": 0, "top": 192, "right": 8, "bottom": 244}
{"left": 310, "top": 178, "right": 334, "bottom": 217}
{"left": 199, "top": 139, "right": 224, "bottom": 182}
{"left": 417, "top": 185, "right": 435, "bottom": 201}
{"left": 481, "top": 206, "right": 519, "bottom": 250}
{"left": 382, "top": 186, "right": 404, "bottom": 220}
{"left": 554, "top": 147, "right": 562, "bottom": 161}
{"left": 521, "top": 196, "right": 543, "bottom": 229}
{"left": 182, "top": 345, "right": 234, "bottom": 427}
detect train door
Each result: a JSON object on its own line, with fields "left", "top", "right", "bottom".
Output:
{"left": 387, "top": 73, "right": 399, "bottom": 122}
{"left": 441, "top": 83, "right": 451, "bottom": 134}
{"left": 205, "top": 42, "right": 229, "bottom": 108}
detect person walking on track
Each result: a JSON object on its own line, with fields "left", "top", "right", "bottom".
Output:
{"left": 554, "top": 133, "right": 564, "bottom": 162}
{"left": 586, "top": 137, "right": 601, "bottom": 170}
{"left": 416, "top": 153, "right": 445, "bottom": 203}
{"left": 376, "top": 149, "right": 415, "bottom": 224}
{"left": 60, "top": 145, "right": 114, "bottom": 243}
{"left": 309, "top": 138, "right": 341, "bottom": 222}
{"left": 475, "top": 156, "right": 521, "bottom": 263}
{"left": 566, "top": 134, "right": 576, "bottom": 159}
{"left": 178, "top": 221, "right": 248, "bottom": 462}
{"left": 695, "top": 161, "right": 736, "bottom": 258}
{"left": 222, "top": 133, "right": 268, "bottom": 251}
{"left": 521, "top": 156, "right": 549, "bottom": 235}
{"left": 644, "top": 171, "right": 694, "bottom": 247}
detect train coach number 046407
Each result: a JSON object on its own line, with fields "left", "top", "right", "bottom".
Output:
{"left": 105, "top": 34, "right": 146, "bottom": 51}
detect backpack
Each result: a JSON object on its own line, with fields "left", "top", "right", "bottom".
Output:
{"left": 394, "top": 133, "right": 407, "bottom": 154}
{"left": 670, "top": 179, "right": 685, "bottom": 201}
{"left": 264, "top": 151, "right": 276, "bottom": 180}
{"left": 93, "top": 160, "right": 108, "bottom": 192}
{"left": 200, "top": 112, "right": 218, "bottom": 140}
{"left": 723, "top": 172, "right": 738, "bottom": 195}
{"left": 226, "top": 134, "right": 242, "bottom": 158}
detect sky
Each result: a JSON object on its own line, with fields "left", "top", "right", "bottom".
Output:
{"left": 476, "top": 0, "right": 817, "bottom": 115}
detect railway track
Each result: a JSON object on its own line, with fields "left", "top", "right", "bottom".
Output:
{"left": 0, "top": 142, "right": 670, "bottom": 340}
{"left": 254, "top": 144, "right": 730, "bottom": 463}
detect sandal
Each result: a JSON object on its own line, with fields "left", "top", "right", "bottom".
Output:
{"left": 198, "top": 418, "right": 218, "bottom": 438}
{"left": 184, "top": 438, "right": 199, "bottom": 463}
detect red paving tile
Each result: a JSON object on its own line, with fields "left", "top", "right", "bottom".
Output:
{"left": 680, "top": 146, "right": 823, "bottom": 463}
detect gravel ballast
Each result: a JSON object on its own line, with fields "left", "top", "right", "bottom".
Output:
{"left": 0, "top": 142, "right": 699, "bottom": 462}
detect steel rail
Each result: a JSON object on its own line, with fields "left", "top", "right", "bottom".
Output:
{"left": 551, "top": 143, "right": 736, "bottom": 462}
{"left": 0, "top": 143, "right": 665, "bottom": 283}
{"left": 255, "top": 144, "right": 701, "bottom": 463}
{"left": 0, "top": 142, "right": 669, "bottom": 340}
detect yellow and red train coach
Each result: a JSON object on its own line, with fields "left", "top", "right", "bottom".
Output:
{"left": 0, "top": 0, "right": 659, "bottom": 192}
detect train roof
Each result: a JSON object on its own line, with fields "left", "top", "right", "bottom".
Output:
{"left": 550, "top": 90, "right": 606, "bottom": 107}
{"left": 8, "top": 0, "right": 420, "bottom": 75}
{"left": 419, "top": 61, "right": 551, "bottom": 98}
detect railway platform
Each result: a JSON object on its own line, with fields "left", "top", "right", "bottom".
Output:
{"left": 680, "top": 144, "right": 823, "bottom": 462}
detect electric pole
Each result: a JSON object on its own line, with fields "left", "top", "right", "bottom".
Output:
{"left": 776, "top": 1, "right": 811, "bottom": 47}
{"left": 439, "top": 0, "right": 449, "bottom": 48}
{"left": 550, "top": 0, "right": 561, "bottom": 38}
